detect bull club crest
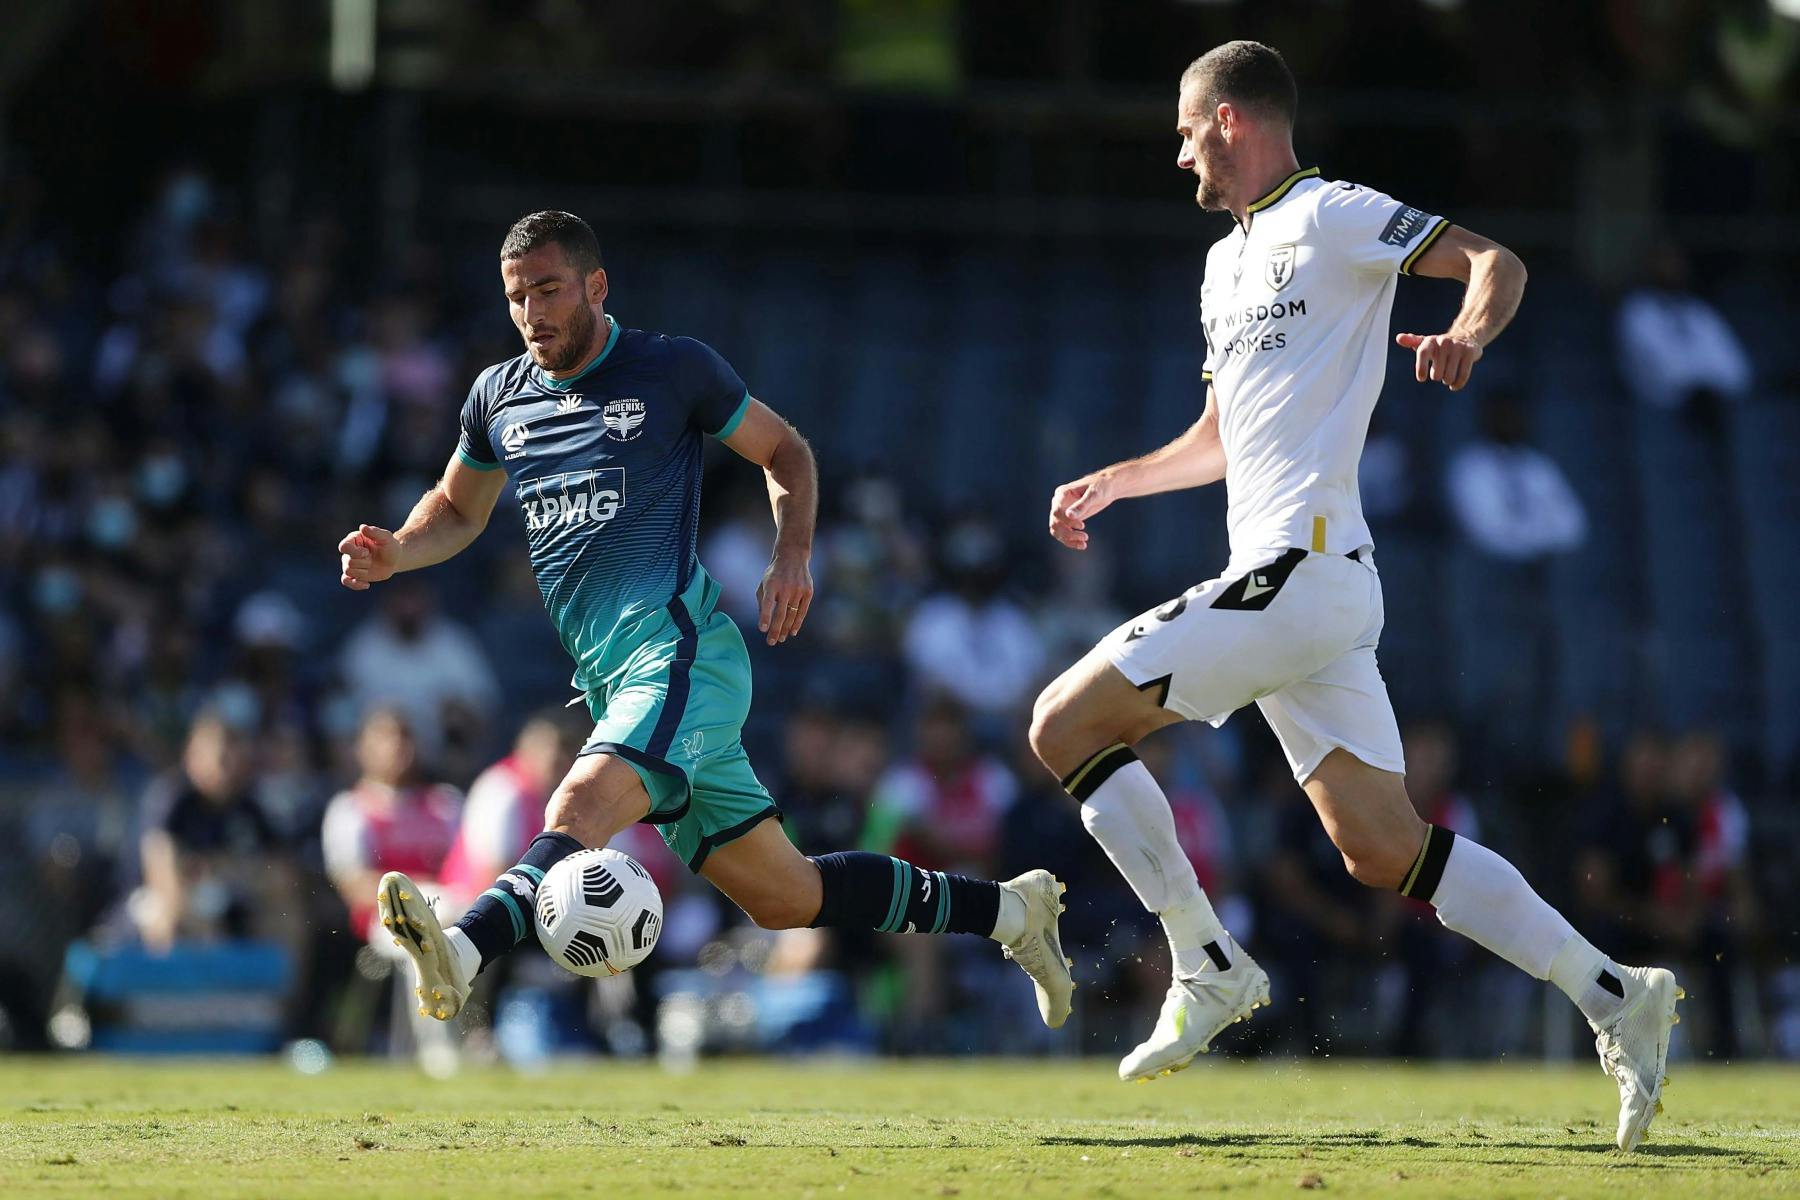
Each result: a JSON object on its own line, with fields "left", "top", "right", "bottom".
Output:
{"left": 1265, "top": 244, "right": 1296, "bottom": 292}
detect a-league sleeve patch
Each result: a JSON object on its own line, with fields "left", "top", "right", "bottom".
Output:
{"left": 1378, "top": 206, "right": 1438, "bottom": 249}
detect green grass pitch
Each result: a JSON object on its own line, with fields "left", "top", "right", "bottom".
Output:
{"left": 1, "top": 1058, "right": 1796, "bottom": 1197}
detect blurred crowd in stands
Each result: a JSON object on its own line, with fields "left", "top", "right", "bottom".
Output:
{"left": 0, "top": 163, "right": 1795, "bottom": 1066}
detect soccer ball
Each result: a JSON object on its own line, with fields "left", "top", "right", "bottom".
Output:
{"left": 533, "top": 848, "right": 663, "bottom": 977}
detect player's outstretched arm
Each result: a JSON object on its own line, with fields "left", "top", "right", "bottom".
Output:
{"left": 720, "top": 397, "right": 817, "bottom": 645}
{"left": 1049, "top": 388, "right": 1225, "bottom": 551}
{"left": 1395, "top": 224, "right": 1528, "bottom": 391}
{"left": 337, "top": 453, "right": 506, "bottom": 590}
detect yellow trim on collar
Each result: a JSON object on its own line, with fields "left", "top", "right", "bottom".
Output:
{"left": 1245, "top": 166, "right": 1321, "bottom": 215}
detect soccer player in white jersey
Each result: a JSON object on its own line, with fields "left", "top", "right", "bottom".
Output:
{"left": 1029, "top": 41, "right": 1681, "bottom": 1151}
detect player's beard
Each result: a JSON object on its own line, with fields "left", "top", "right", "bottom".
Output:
{"left": 1194, "top": 150, "right": 1231, "bottom": 212}
{"left": 538, "top": 303, "right": 599, "bottom": 373}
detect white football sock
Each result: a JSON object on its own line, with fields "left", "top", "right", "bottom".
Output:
{"left": 444, "top": 926, "right": 482, "bottom": 986}
{"left": 990, "top": 885, "right": 1027, "bottom": 944}
{"left": 1548, "top": 931, "right": 1626, "bottom": 1026}
{"left": 1074, "top": 753, "right": 1230, "bottom": 977}
{"left": 1422, "top": 832, "right": 1622, "bottom": 1022}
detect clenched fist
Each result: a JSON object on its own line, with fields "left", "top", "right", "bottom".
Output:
{"left": 338, "top": 524, "right": 399, "bottom": 591}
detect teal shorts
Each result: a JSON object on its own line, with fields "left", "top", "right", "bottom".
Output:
{"left": 580, "top": 600, "right": 781, "bottom": 871}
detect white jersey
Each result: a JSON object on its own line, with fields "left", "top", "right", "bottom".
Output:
{"left": 1200, "top": 167, "right": 1447, "bottom": 575}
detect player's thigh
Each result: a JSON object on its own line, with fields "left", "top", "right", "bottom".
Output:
{"left": 1029, "top": 642, "right": 1180, "bottom": 776}
{"left": 1256, "top": 642, "right": 1405, "bottom": 786}
{"left": 697, "top": 817, "right": 822, "bottom": 931}
{"left": 1256, "top": 642, "right": 1420, "bottom": 886}
{"left": 545, "top": 750, "right": 656, "bottom": 846}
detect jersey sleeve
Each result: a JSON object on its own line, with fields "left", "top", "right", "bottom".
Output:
{"left": 456, "top": 368, "right": 501, "bottom": 470}
{"left": 669, "top": 336, "right": 752, "bottom": 438}
{"left": 1314, "top": 183, "right": 1449, "bottom": 276}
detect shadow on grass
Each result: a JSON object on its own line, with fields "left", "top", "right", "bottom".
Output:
{"left": 1038, "top": 1131, "right": 1775, "bottom": 1166}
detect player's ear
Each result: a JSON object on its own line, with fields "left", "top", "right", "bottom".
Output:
{"left": 588, "top": 267, "right": 608, "bottom": 306}
{"left": 1216, "top": 101, "right": 1236, "bottom": 142}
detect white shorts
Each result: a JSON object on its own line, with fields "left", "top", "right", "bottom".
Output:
{"left": 1105, "top": 548, "right": 1405, "bottom": 784}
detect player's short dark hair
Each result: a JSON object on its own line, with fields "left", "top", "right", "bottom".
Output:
{"left": 1181, "top": 41, "right": 1298, "bottom": 126}
{"left": 500, "top": 210, "right": 603, "bottom": 275}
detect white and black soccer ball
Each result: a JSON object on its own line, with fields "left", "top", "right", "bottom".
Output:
{"left": 533, "top": 848, "right": 663, "bottom": 977}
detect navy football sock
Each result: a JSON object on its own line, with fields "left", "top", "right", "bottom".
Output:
{"left": 455, "top": 831, "right": 584, "bottom": 971}
{"left": 808, "top": 851, "right": 1000, "bottom": 936}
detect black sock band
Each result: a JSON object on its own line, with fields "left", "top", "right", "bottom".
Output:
{"left": 1061, "top": 743, "right": 1138, "bottom": 802}
{"left": 456, "top": 830, "right": 584, "bottom": 970}
{"left": 1203, "top": 939, "right": 1232, "bottom": 971}
{"left": 809, "top": 851, "right": 1000, "bottom": 937}
{"left": 1398, "top": 824, "right": 1456, "bottom": 902}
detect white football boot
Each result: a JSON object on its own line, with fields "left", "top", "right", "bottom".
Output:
{"left": 1591, "top": 964, "right": 1683, "bottom": 1151}
{"left": 377, "top": 871, "right": 471, "bottom": 1022}
{"left": 1120, "top": 940, "right": 1270, "bottom": 1082}
{"left": 999, "top": 870, "right": 1075, "bottom": 1029}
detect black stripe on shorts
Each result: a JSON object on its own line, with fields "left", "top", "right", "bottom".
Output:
{"left": 646, "top": 597, "right": 700, "bottom": 760}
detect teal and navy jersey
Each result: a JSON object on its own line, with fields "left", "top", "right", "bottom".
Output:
{"left": 457, "top": 316, "right": 751, "bottom": 690}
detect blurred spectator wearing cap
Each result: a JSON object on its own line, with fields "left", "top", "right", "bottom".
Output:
{"left": 902, "top": 514, "right": 1044, "bottom": 723}
{"left": 1616, "top": 240, "right": 1752, "bottom": 432}
{"left": 320, "top": 708, "right": 462, "bottom": 943}
{"left": 1445, "top": 388, "right": 1587, "bottom": 563}
{"left": 336, "top": 578, "right": 498, "bottom": 766}
{"left": 132, "top": 710, "right": 300, "bottom": 961}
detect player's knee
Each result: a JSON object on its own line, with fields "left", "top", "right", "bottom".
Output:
{"left": 744, "top": 892, "right": 816, "bottom": 931}
{"left": 1026, "top": 691, "right": 1064, "bottom": 767}
{"left": 542, "top": 786, "right": 604, "bottom": 846}
{"left": 543, "top": 759, "right": 650, "bottom": 847}
{"left": 1028, "top": 683, "right": 1092, "bottom": 773}
{"left": 1335, "top": 836, "right": 1413, "bottom": 890}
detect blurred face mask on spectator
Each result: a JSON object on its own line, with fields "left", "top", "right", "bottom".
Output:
{"left": 383, "top": 584, "right": 431, "bottom": 639}
{"left": 357, "top": 711, "right": 416, "bottom": 786}
{"left": 502, "top": 245, "right": 604, "bottom": 374}
{"left": 185, "top": 717, "right": 251, "bottom": 803}
{"left": 918, "top": 707, "right": 970, "bottom": 773}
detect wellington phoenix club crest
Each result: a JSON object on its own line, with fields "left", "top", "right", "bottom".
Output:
{"left": 602, "top": 397, "right": 647, "bottom": 441}
{"left": 1265, "top": 244, "right": 1296, "bottom": 292}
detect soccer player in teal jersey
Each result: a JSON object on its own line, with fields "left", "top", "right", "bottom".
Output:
{"left": 337, "top": 211, "right": 1073, "bottom": 1029}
